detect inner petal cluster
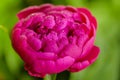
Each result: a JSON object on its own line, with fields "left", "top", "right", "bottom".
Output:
{"left": 19, "top": 8, "right": 89, "bottom": 59}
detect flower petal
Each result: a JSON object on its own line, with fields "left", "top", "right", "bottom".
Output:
{"left": 69, "top": 46, "right": 100, "bottom": 72}
{"left": 25, "top": 56, "right": 75, "bottom": 77}
{"left": 17, "top": 4, "right": 53, "bottom": 19}
{"left": 84, "top": 46, "right": 100, "bottom": 63}
{"left": 37, "top": 52, "right": 57, "bottom": 60}
{"left": 27, "top": 36, "right": 42, "bottom": 51}
{"left": 60, "top": 44, "right": 82, "bottom": 59}
{"left": 43, "top": 15, "right": 55, "bottom": 29}
{"left": 77, "top": 8, "right": 97, "bottom": 28}
{"left": 55, "top": 56, "right": 75, "bottom": 72}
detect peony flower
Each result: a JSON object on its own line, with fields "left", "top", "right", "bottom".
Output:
{"left": 11, "top": 4, "right": 100, "bottom": 77}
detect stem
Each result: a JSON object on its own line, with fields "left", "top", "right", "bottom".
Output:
{"left": 43, "top": 71, "right": 70, "bottom": 80}
{"left": 51, "top": 74, "right": 57, "bottom": 80}
{"left": 56, "top": 71, "right": 70, "bottom": 80}
{"left": 43, "top": 75, "right": 51, "bottom": 80}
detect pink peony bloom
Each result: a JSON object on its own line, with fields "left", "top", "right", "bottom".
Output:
{"left": 11, "top": 4, "right": 100, "bottom": 77}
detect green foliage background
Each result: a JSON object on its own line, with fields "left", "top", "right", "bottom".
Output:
{"left": 0, "top": 0, "right": 120, "bottom": 80}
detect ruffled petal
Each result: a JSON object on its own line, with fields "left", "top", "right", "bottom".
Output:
{"left": 77, "top": 8, "right": 97, "bottom": 28}
{"left": 69, "top": 46, "right": 100, "bottom": 72}
{"left": 17, "top": 4, "right": 53, "bottom": 19}
{"left": 55, "top": 56, "right": 75, "bottom": 72}
{"left": 25, "top": 56, "right": 75, "bottom": 77}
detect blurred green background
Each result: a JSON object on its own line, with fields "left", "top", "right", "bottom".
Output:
{"left": 0, "top": 0, "right": 120, "bottom": 80}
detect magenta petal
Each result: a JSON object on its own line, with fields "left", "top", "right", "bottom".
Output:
{"left": 43, "top": 40, "right": 58, "bottom": 53}
{"left": 17, "top": 4, "right": 53, "bottom": 19}
{"left": 12, "top": 28, "right": 22, "bottom": 48}
{"left": 77, "top": 8, "right": 97, "bottom": 28}
{"left": 56, "top": 18, "right": 67, "bottom": 30}
{"left": 45, "top": 60, "right": 56, "bottom": 73}
{"left": 77, "top": 8, "right": 92, "bottom": 19}
{"left": 12, "top": 29, "right": 37, "bottom": 65}
{"left": 61, "top": 44, "right": 82, "bottom": 59}
{"left": 91, "top": 16, "right": 97, "bottom": 29}
{"left": 56, "top": 56, "right": 75, "bottom": 72}
{"left": 65, "top": 6, "right": 77, "bottom": 12}
{"left": 25, "top": 56, "right": 75, "bottom": 77}
{"left": 80, "top": 37, "right": 94, "bottom": 59}
{"left": 80, "top": 25, "right": 96, "bottom": 59}
{"left": 69, "top": 60, "right": 89, "bottom": 72}
{"left": 80, "top": 13, "right": 91, "bottom": 29}
{"left": 17, "top": 6, "right": 40, "bottom": 19}
{"left": 17, "top": 35, "right": 37, "bottom": 65}
{"left": 23, "top": 13, "right": 45, "bottom": 28}
{"left": 37, "top": 52, "right": 57, "bottom": 60}
{"left": 25, "top": 60, "right": 46, "bottom": 77}
{"left": 27, "top": 36, "right": 42, "bottom": 51}
{"left": 69, "top": 46, "right": 100, "bottom": 72}
{"left": 73, "top": 13, "right": 82, "bottom": 22}
{"left": 43, "top": 15, "right": 55, "bottom": 29}
{"left": 84, "top": 46, "right": 100, "bottom": 63}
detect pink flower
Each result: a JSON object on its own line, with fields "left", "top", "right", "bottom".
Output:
{"left": 11, "top": 4, "right": 100, "bottom": 77}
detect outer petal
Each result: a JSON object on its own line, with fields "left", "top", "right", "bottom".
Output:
{"left": 12, "top": 28, "right": 37, "bottom": 65}
{"left": 83, "top": 46, "right": 100, "bottom": 63}
{"left": 80, "top": 24, "right": 96, "bottom": 59}
{"left": 25, "top": 60, "right": 46, "bottom": 77}
{"left": 55, "top": 56, "right": 75, "bottom": 73}
{"left": 22, "top": 12, "right": 45, "bottom": 28}
{"left": 11, "top": 28, "right": 21, "bottom": 48}
{"left": 17, "top": 4, "right": 53, "bottom": 19}
{"left": 77, "top": 8, "right": 97, "bottom": 28}
{"left": 45, "top": 56, "right": 75, "bottom": 73}
{"left": 25, "top": 56, "right": 75, "bottom": 77}
{"left": 69, "top": 46, "right": 100, "bottom": 72}
{"left": 80, "top": 36, "right": 94, "bottom": 59}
